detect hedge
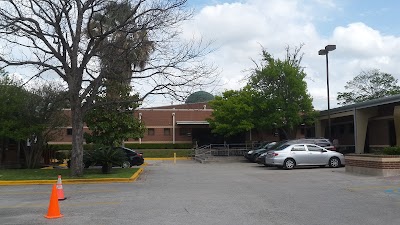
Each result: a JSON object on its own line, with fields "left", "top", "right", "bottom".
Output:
{"left": 383, "top": 146, "right": 400, "bottom": 155}
{"left": 49, "top": 143, "right": 193, "bottom": 151}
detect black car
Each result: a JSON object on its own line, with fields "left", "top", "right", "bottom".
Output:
{"left": 113, "top": 147, "right": 144, "bottom": 167}
{"left": 244, "top": 142, "right": 277, "bottom": 162}
{"left": 68, "top": 147, "right": 144, "bottom": 168}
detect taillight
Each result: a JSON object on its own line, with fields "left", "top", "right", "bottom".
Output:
{"left": 268, "top": 152, "right": 278, "bottom": 156}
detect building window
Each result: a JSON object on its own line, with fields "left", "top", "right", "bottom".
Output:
{"left": 340, "top": 125, "right": 345, "bottom": 134}
{"left": 179, "top": 128, "right": 191, "bottom": 136}
{"left": 148, "top": 128, "right": 155, "bottom": 136}
{"left": 164, "top": 128, "right": 171, "bottom": 136}
{"left": 66, "top": 128, "right": 72, "bottom": 135}
{"left": 349, "top": 124, "right": 354, "bottom": 134}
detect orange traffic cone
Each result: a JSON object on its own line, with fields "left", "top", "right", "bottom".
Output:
{"left": 44, "top": 184, "right": 63, "bottom": 219}
{"left": 56, "top": 175, "right": 66, "bottom": 200}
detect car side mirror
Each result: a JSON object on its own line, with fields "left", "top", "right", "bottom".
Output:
{"left": 321, "top": 150, "right": 327, "bottom": 153}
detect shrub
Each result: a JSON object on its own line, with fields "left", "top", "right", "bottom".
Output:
{"left": 49, "top": 143, "right": 192, "bottom": 151}
{"left": 123, "top": 143, "right": 192, "bottom": 149}
{"left": 382, "top": 146, "right": 400, "bottom": 155}
{"left": 89, "top": 147, "right": 128, "bottom": 174}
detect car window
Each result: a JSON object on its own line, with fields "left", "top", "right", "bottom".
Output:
{"left": 306, "top": 145, "right": 323, "bottom": 151}
{"left": 291, "top": 145, "right": 306, "bottom": 151}
{"left": 126, "top": 150, "right": 137, "bottom": 156}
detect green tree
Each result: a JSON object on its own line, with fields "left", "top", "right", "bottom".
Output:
{"left": 208, "top": 89, "right": 254, "bottom": 137}
{"left": 0, "top": 74, "right": 67, "bottom": 168}
{"left": 0, "top": 1, "right": 216, "bottom": 176}
{"left": 0, "top": 72, "right": 26, "bottom": 167}
{"left": 337, "top": 69, "right": 400, "bottom": 105}
{"left": 84, "top": 90, "right": 145, "bottom": 148}
{"left": 248, "top": 46, "right": 316, "bottom": 139}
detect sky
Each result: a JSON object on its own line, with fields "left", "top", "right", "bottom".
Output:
{"left": 3, "top": 0, "right": 400, "bottom": 111}
{"left": 147, "top": 0, "right": 400, "bottom": 110}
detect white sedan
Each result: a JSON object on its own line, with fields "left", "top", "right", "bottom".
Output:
{"left": 264, "top": 143, "right": 345, "bottom": 169}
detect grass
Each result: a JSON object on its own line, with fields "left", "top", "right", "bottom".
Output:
{"left": 140, "top": 149, "right": 192, "bottom": 158}
{"left": 0, "top": 168, "right": 139, "bottom": 180}
{"left": 0, "top": 149, "right": 190, "bottom": 181}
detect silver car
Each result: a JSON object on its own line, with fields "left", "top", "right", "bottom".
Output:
{"left": 264, "top": 143, "right": 345, "bottom": 169}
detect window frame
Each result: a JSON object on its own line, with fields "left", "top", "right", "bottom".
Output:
{"left": 147, "top": 128, "right": 155, "bottom": 136}
{"left": 164, "top": 128, "right": 171, "bottom": 136}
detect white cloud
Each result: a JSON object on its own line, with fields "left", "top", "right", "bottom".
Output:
{"left": 332, "top": 23, "right": 400, "bottom": 58}
{"left": 178, "top": 0, "right": 400, "bottom": 110}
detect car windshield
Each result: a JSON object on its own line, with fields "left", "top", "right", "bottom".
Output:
{"left": 274, "top": 144, "right": 290, "bottom": 151}
{"left": 268, "top": 141, "right": 288, "bottom": 151}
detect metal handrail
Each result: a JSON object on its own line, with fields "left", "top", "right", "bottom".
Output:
{"left": 194, "top": 144, "right": 251, "bottom": 160}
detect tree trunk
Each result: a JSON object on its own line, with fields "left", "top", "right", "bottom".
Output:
{"left": 70, "top": 101, "right": 85, "bottom": 177}
{"left": 101, "top": 163, "right": 112, "bottom": 174}
{"left": 0, "top": 137, "right": 4, "bottom": 167}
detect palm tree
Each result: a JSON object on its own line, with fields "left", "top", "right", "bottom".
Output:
{"left": 88, "top": 1, "right": 154, "bottom": 97}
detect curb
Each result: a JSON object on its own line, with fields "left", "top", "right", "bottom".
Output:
{"left": 0, "top": 167, "right": 145, "bottom": 186}
{"left": 145, "top": 157, "right": 191, "bottom": 160}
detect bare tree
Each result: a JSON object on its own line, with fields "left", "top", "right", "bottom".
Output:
{"left": 0, "top": 0, "right": 217, "bottom": 176}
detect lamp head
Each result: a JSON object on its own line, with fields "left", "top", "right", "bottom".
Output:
{"left": 318, "top": 49, "right": 326, "bottom": 55}
{"left": 325, "top": 45, "right": 336, "bottom": 51}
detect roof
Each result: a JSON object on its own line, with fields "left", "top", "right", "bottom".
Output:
{"left": 141, "top": 102, "right": 210, "bottom": 110}
{"left": 319, "top": 94, "right": 400, "bottom": 116}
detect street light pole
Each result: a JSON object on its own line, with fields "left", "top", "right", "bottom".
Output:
{"left": 318, "top": 45, "right": 336, "bottom": 141}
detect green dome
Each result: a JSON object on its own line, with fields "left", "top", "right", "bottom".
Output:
{"left": 185, "top": 91, "right": 214, "bottom": 104}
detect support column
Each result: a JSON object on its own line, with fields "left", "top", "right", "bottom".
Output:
{"left": 172, "top": 113, "right": 176, "bottom": 144}
{"left": 315, "top": 119, "right": 325, "bottom": 138}
{"left": 354, "top": 108, "right": 378, "bottom": 153}
{"left": 394, "top": 106, "right": 400, "bottom": 146}
{"left": 138, "top": 113, "right": 142, "bottom": 144}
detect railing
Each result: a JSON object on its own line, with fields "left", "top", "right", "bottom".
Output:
{"left": 193, "top": 143, "right": 253, "bottom": 163}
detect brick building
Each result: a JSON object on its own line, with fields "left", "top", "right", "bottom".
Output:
{"left": 134, "top": 102, "right": 214, "bottom": 146}
{"left": 52, "top": 101, "right": 283, "bottom": 147}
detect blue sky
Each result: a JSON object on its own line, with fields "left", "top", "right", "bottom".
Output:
{"left": 316, "top": 0, "right": 400, "bottom": 36}
{"left": 188, "top": 0, "right": 400, "bottom": 36}
{"left": 160, "top": 0, "right": 400, "bottom": 110}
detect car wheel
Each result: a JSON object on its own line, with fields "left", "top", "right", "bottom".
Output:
{"left": 122, "top": 161, "right": 131, "bottom": 168}
{"left": 283, "top": 158, "right": 295, "bottom": 170}
{"left": 328, "top": 157, "right": 341, "bottom": 168}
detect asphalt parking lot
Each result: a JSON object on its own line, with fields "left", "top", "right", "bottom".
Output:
{"left": 1, "top": 159, "right": 400, "bottom": 225}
